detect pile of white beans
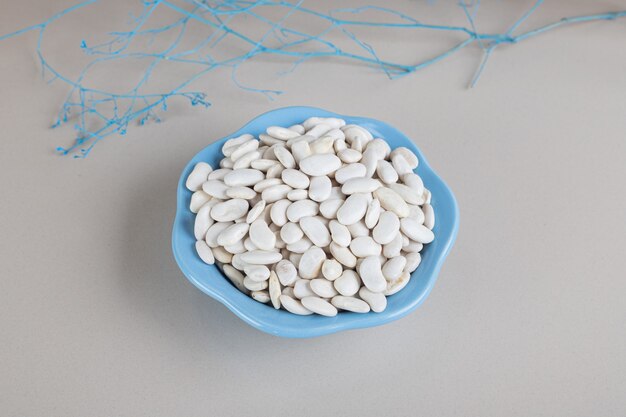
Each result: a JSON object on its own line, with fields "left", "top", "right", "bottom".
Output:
{"left": 186, "top": 117, "right": 434, "bottom": 317}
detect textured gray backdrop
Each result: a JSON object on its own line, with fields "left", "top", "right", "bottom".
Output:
{"left": 1, "top": 1, "right": 625, "bottom": 416}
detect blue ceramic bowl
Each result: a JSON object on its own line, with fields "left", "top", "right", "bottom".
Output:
{"left": 172, "top": 106, "right": 459, "bottom": 338}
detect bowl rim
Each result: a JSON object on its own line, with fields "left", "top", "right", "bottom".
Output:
{"left": 172, "top": 106, "right": 459, "bottom": 338}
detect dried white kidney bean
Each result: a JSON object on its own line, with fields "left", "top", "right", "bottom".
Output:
{"left": 187, "top": 117, "right": 435, "bottom": 316}
{"left": 294, "top": 279, "right": 315, "bottom": 298}
{"left": 275, "top": 260, "right": 297, "bottom": 286}
{"left": 270, "top": 199, "right": 291, "bottom": 226}
{"left": 299, "top": 216, "right": 331, "bottom": 247}
{"left": 281, "top": 169, "right": 310, "bottom": 189}
{"left": 190, "top": 191, "right": 211, "bottom": 213}
{"left": 384, "top": 271, "right": 411, "bottom": 296}
{"left": 358, "top": 256, "right": 387, "bottom": 293}
{"left": 246, "top": 200, "right": 266, "bottom": 224}
{"left": 404, "top": 252, "right": 422, "bottom": 273}
{"left": 299, "top": 154, "right": 342, "bottom": 176}
{"left": 186, "top": 162, "right": 213, "bottom": 191}
{"left": 194, "top": 203, "right": 215, "bottom": 240}
{"left": 205, "top": 222, "right": 233, "bottom": 248}
{"left": 211, "top": 199, "right": 248, "bottom": 221}
{"left": 195, "top": 241, "right": 215, "bottom": 264}
{"left": 310, "top": 279, "right": 338, "bottom": 298}
{"left": 319, "top": 199, "right": 343, "bottom": 219}
{"left": 334, "top": 270, "right": 360, "bottom": 296}
{"left": 249, "top": 219, "right": 276, "bottom": 250}
{"left": 400, "top": 218, "right": 435, "bottom": 244}
{"left": 329, "top": 220, "right": 351, "bottom": 247}
{"left": 359, "top": 287, "right": 387, "bottom": 312}
{"left": 382, "top": 256, "right": 406, "bottom": 281}
{"left": 298, "top": 247, "right": 326, "bottom": 279}
{"left": 280, "top": 295, "right": 313, "bottom": 315}
{"left": 374, "top": 187, "right": 410, "bottom": 218}
{"left": 268, "top": 271, "right": 281, "bottom": 309}
{"left": 364, "top": 198, "right": 381, "bottom": 229}
{"left": 322, "top": 259, "right": 343, "bottom": 281}
{"left": 280, "top": 222, "right": 303, "bottom": 245}
{"left": 423, "top": 203, "right": 435, "bottom": 230}
{"left": 308, "top": 176, "right": 332, "bottom": 202}
{"left": 390, "top": 147, "right": 419, "bottom": 169}
{"left": 331, "top": 296, "right": 370, "bottom": 313}
{"left": 251, "top": 290, "right": 270, "bottom": 304}
{"left": 244, "top": 265, "right": 270, "bottom": 282}
{"left": 372, "top": 211, "right": 400, "bottom": 245}
{"left": 286, "top": 200, "right": 318, "bottom": 222}
{"left": 301, "top": 297, "right": 338, "bottom": 317}
{"left": 336, "top": 193, "right": 368, "bottom": 225}
{"left": 217, "top": 223, "right": 249, "bottom": 247}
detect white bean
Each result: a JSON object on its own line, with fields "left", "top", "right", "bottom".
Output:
{"left": 230, "top": 139, "right": 259, "bottom": 161}
{"left": 358, "top": 256, "right": 386, "bottom": 293}
{"left": 349, "top": 236, "right": 382, "bottom": 257}
{"left": 261, "top": 184, "right": 292, "bottom": 203}
{"left": 373, "top": 211, "right": 400, "bottom": 245}
{"left": 308, "top": 176, "right": 332, "bottom": 202}
{"left": 319, "top": 199, "right": 344, "bottom": 220}
{"left": 268, "top": 271, "right": 282, "bottom": 309}
{"left": 251, "top": 290, "right": 270, "bottom": 303}
{"left": 267, "top": 126, "right": 300, "bottom": 140}
{"left": 275, "top": 260, "right": 298, "bottom": 286}
{"left": 211, "top": 199, "right": 248, "bottom": 222}
{"left": 310, "top": 279, "right": 339, "bottom": 298}
{"left": 298, "top": 246, "right": 326, "bottom": 279}
{"left": 194, "top": 203, "right": 215, "bottom": 240}
{"left": 336, "top": 193, "right": 368, "bottom": 225}
{"left": 400, "top": 218, "right": 435, "bottom": 244}
{"left": 384, "top": 271, "right": 411, "bottom": 296}
{"left": 301, "top": 297, "right": 337, "bottom": 317}
{"left": 329, "top": 220, "right": 351, "bottom": 247}
{"left": 226, "top": 186, "right": 256, "bottom": 200}
{"left": 190, "top": 191, "right": 211, "bottom": 213}
{"left": 299, "top": 154, "right": 342, "bottom": 176}
{"left": 239, "top": 250, "right": 282, "bottom": 265}
{"left": 244, "top": 265, "right": 271, "bottom": 282}
{"left": 224, "top": 169, "right": 265, "bottom": 188}
{"left": 376, "top": 159, "right": 398, "bottom": 184}
{"left": 208, "top": 168, "right": 231, "bottom": 180}
{"left": 374, "top": 187, "right": 410, "bottom": 218}
{"left": 423, "top": 203, "right": 435, "bottom": 230}
{"left": 280, "top": 295, "right": 313, "bottom": 315}
{"left": 382, "top": 256, "right": 406, "bottom": 281}
{"left": 359, "top": 287, "right": 387, "bottom": 312}
{"left": 217, "top": 223, "right": 249, "bottom": 246}
{"left": 321, "top": 259, "right": 343, "bottom": 281}
{"left": 335, "top": 163, "right": 366, "bottom": 184}
{"left": 334, "top": 270, "right": 360, "bottom": 296}
{"left": 286, "top": 200, "right": 318, "bottom": 223}
{"left": 281, "top": 169, "right": 310, "bottom": 189}
{"left": 299, "top": 216, "right": 331, "bottom": 247}
{"left": 195, "top": 240, "right": 215, "bottom": 264}
{"left": 331, "top": 296, "right": 370, "bottom": 313}
{"left": 186, "top": 162, "right": 213, "bottom": 191}
{"left": 280, "top": 222, "right": 304, "bottom": 245}
{"left": 364, "top": 198, "right": 381, "bottom": 229}
{"left": 246, "top": 200, "right": 266, "bottom": 223}
{"left": 390, "top": 147, "right": 419, "bottom": 169}
{"left": 329, "top": 243, "right": 357, "bottom": 268}
{"left": 249, "top": 219, "right": 276, "bottom": 250}
{"left": 388, "top": 182, "right": 424, "bottom": 205}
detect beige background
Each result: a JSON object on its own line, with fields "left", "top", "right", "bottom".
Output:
{"left": 1, "top": 1, "right": 625, "bottom": 416}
